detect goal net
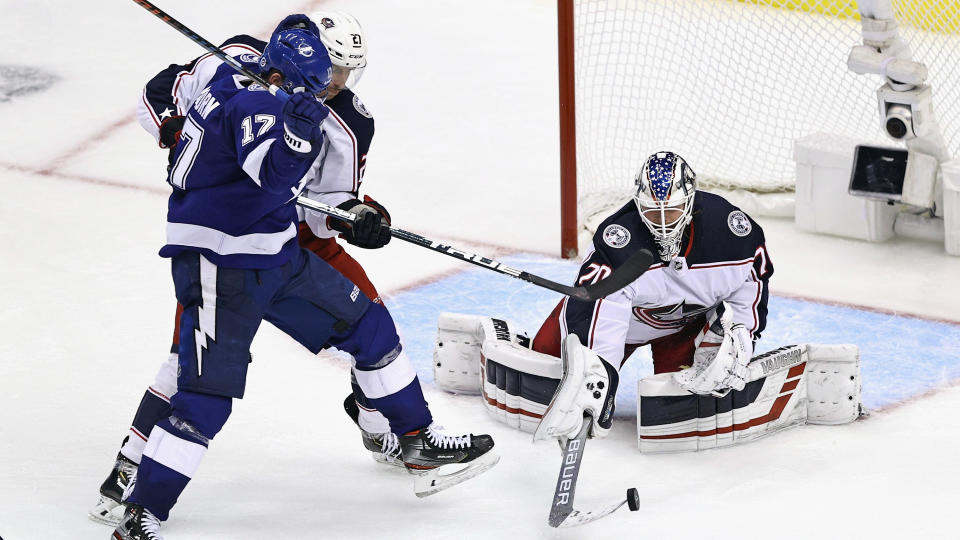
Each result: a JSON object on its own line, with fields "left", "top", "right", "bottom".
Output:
{"left": 562, "top": 0, "right": 960, "bottom": 254}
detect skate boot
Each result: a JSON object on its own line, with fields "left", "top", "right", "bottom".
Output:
{"left": 112, "top": 503, "right": 163, "bottom": 540}
{"left": 342, "top": 394, "right": 403, "bottom": 467}
{"left": 399, "top": 424, "right": 499, "bottom": 497}
{"left": 90, "top": 452, "right": 138, "bottom": 526}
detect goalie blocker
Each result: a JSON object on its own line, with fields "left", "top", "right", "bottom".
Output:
{"left": 433, "top": 314, "right": 862, "bottom": 452}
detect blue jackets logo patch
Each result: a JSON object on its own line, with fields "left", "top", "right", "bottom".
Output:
{"left": 728, "top": 210, "right": 752, "bottom": 237}
{"left": 353, "top": 95, "right": 372, "bottom": 118}
{"left": 602, "top": 224, "right": 631, "bottom": 248}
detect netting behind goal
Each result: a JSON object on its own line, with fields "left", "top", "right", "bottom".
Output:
{"left": 568, "top": 0, "right": 960, "bottom": 234}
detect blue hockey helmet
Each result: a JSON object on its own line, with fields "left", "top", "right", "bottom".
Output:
{"left": 634, "top": 151, "right": 697, "bottom": 261}
{"left": 259, "top": 28, "right": 333, "bottom": 96}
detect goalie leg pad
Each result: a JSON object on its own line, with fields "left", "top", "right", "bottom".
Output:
{"left": 638, "top": 345, "right": 809, "bottom": 453}
{"left": 433, "top": 312, "right": 529, "bottom": 395}
{"left": 805, "top": 343, "right": 861, "bottom": 424}
{"left": 480, "top": 340, "right": 561, "bottom": 433}
{"left": 637, "top": 343, "right": 862, "bottom": 452}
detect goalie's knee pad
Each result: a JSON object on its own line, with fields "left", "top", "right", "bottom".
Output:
{"left": 432, "top": 312, "right": 530, "bottom": 395}
{"left": 637, "top": 343, "right": 861, "bottom": 453}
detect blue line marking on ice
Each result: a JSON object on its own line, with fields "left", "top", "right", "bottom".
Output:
{"left": 386, "top": 254, "right": 960, "bottom": 415}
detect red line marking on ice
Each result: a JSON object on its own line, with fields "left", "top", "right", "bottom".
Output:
{"left": 873, "top": 379, "right": 960, "bottom": 414}
{"left": 0, "top": 162, "right": 168, "bottom": 195}
{"left": 37, "top": 116, "right": 135, "bottom": 175}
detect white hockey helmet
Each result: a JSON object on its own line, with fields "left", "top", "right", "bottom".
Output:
{"left": 633, "top": 151, "right": 697, "bottom": 261}
{"left": 310, "top": 10, "right": 367, "bottom": 88}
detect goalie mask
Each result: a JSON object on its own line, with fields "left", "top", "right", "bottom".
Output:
{"left": 634, "top": 151, "right": 697, "bottom": 261}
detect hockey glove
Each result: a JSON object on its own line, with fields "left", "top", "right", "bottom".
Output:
{"left": 331, "top": 200, "right": 392, "bottom": 249}
{"left": 362, "top": 195, "right": 392, "bottom": 225}
{"left": 273, "top": 14, "right": 321, "bottom": 38}
{"left": 281, "top": 93, "right": 328, "bottom": 153}
{"left": 160, "top": 115, "right": 186, "bottom": 171}
{"left": 158, "top": 115, "right": 185, "bottom": 148}
{"left": 673, "top": 303, "right": 752, "bottom": 397}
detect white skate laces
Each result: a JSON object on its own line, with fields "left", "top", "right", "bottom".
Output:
{"left": 426, "top": 425, "right": 471, "bottom": 449}
{"left": 380, "top": 432, "right": 400, "bottom": 458}
{"left": 120, "top": 467, "right": 138, "bottom": 502}
{"left": 139, "top": 507, "right": 163, "bottom": 539}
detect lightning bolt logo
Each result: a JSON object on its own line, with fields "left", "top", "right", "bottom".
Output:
{"left": 195, "top": 257, "right": 218, "bottom": 377}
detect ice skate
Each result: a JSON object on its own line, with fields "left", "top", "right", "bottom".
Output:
{"left": 90, "top": 452, "right": 138, "bottom": 526}
{"left": 342, "top": 394, "right": 403, "bottom": 467}
{"left": 399, "top": 424, "right": 499, "bottom": 497}
{"left": 112, "top": 503, "right": 163, "bottom": 540}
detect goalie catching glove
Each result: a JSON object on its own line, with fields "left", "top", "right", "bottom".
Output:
{"left": 533, "top": 334, "right": 619, "bottom": 442}
{"left": 673, "top": 302, "right": 751, "bottom": 397}
{"left": 330, "top": 195, "right": 392, "bottom": 249}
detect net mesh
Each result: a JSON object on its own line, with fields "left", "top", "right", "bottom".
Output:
{"left": 573, "top": 0, "right": 960, "bottom": 224}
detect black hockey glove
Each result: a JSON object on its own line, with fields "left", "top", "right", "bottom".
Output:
{"left": 361, "top": 194, "right": 392, "bottom": 225}
{"left": 331, "top": 199, "right": 392, "bottom": 249}
{"left": 158, "top": 115, "right": 185, "bottom": 148}
{"left": 159, "top": 115, "right": 186, "bottom": 171}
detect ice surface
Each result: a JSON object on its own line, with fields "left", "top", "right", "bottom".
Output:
{"left": 1, "top": 1, "right": 959, "bottom": 539}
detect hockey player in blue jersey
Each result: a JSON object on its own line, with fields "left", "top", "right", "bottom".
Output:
{"left": 111, "top": 25, "right": 497, "bottom": 540}
{"left": 93, "top": 14, "right": 444, "bottom": 528}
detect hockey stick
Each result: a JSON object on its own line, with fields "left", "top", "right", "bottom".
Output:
{"left": 548, "top": 415, "right": 640, "bottom": 528}
{"left": 296, "top": 196, "right": 654, "bottom": 302}
{"left": 131, "top": 0, "right": 655, "bottom": 301}
{"left": 130, "top": 0, "right": 290, "bottom": 101}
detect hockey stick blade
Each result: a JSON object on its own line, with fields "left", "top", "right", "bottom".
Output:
{"left": 554, "top": 499, "right": 629, "bottom": 528}
{"left": 295, "top": 197, "right": 655, "bottom": 302}
{"left": 547, "top": 417, "right": 636, "bottom": 528}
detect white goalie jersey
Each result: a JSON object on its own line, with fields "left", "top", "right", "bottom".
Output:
{"left": 532, "top": 192, "right": 772, "bottom": 371}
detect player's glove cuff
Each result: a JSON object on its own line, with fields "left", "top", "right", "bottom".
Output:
{"left": 159, "top": 115, "right": 185, "bottom": 148}
{"left": 283, "top": 124, "right": 314, "bottom": 153}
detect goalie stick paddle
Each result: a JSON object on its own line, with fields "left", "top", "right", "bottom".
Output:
{"left": 131, "top": 0, "right": 655, "bottom": 302}
{"left": 548, "top": 416, "right": 640, "bottom": 528}
{"left": 295, "top": 197, "right": 655, "bottom": 302}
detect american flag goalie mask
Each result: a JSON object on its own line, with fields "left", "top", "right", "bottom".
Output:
{"left": 633, "top": 151, "right": 697, "bottom": 262}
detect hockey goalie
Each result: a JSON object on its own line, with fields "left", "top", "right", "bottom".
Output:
{"left": 433, "top": 152, "right": 862, "bottom": 452}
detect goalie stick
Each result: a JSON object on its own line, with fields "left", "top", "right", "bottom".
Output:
{"left": 130, "top": 0, "right": 655, "bottom": 302}
{"left": 549, "top": 415, "right": 640, "bottom": 527}
{"left": 296, "top": 197, "right": 654, "bottom": 302}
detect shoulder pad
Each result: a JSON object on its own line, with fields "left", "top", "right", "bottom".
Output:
{"left": 689, "top": 192, "right": 766, "bottom": 261}
{"left": 590, "top": 200, "right": 658, "bottom": 268}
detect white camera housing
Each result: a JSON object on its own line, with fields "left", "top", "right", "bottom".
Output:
{"left": 877, "top": 83, "right": 934, "bottom": 141}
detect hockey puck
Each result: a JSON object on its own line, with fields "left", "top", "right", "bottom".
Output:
{"left": 626, "top": 487, "right": 640, "bottom": 511}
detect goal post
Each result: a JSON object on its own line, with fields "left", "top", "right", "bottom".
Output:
{"left": 558, "top": 0, "right": 579, "bottom": 259}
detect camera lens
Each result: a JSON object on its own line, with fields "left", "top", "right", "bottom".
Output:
{"left": 886, "top": 117, "right": 908, "bottom": 139}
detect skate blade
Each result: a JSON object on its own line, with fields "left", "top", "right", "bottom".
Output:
{"left": 412, "top": 452, "right": 500, "bottom": 498}
{"left": 371, "top": 451, "right": 406, "bottom": 469}
{"left": 88, "top": 495, "right": 125, "bottom": 526}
